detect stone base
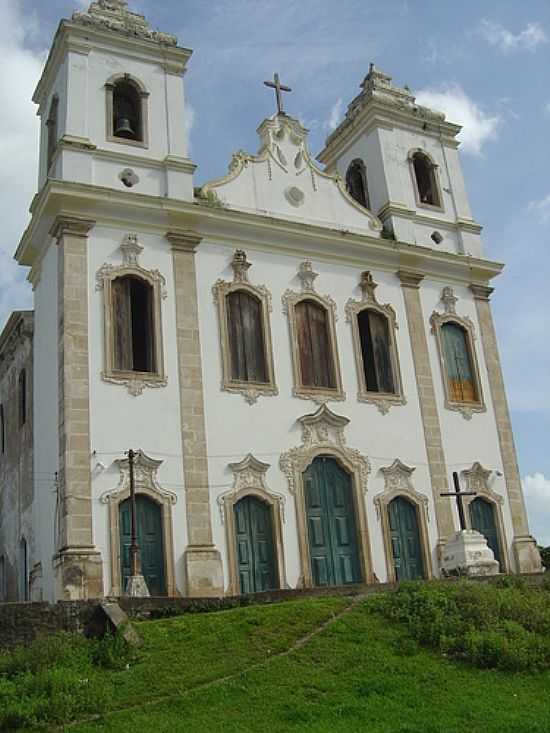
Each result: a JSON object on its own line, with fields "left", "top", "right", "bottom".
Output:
{"left": 185, "top": 546, "right": 224, "bottom": 597}
{"left": 513, "top": 535, "right": 545, "bottom": 574}
{"left": 441, "top": 530, "right": 500, "bottom": 578}
{"left": 125, "top": 574, "right": 150, "bottom": 597}
{"left": 53, "top": 546, "right": 104, "bottom": 601}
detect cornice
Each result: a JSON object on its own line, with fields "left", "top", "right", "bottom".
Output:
{"left": 377, "top": 202, "right": 483, "bottom": 235}
{"left": 166, "top": 229, "right": 202, "bottom": 252}
{"left": 16, "top": 180, "right": 504, "bottom": 287}
{"left": 57, "top": 142, "right": 197, "bottom": 174}
{"left": 396, "top": 269, "right": 425, "bottom": 289}
{"left": 50, "top": 215, "right": 96, "bottom": 241}
{"left": 34, "top": 20, "right": 192, "bottom": 108}
{"left": 0, "top": 311, "right": 34, "bottom": 364}
{"left": 470, "top": 283, "right": 494, "bottom": 302}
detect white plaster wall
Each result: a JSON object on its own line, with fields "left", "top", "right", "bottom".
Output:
{"left": 32, "top": 245, "right": 59, "bottom": 601}
{"left": 196, "top": 241, "right": 445, "bottom": 588}
{"left": 87, "top": 226, "right": 188, "bottom": 595}
{"left": 421, "top": 280, "right": 515, "bottom": 564}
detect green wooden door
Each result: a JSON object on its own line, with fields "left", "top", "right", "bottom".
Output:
{"left": 470, "top": 498, "right": 501, "bottom": 567}
{"left": 304, "top": 457, "right": 361, "bottom": 587}
{"left": 234, "top": 497, "right": 278, "bottom": 594}
{"left": 120, "top": 495, "right": 166, "bottom": 596}
{"left": 389, "top": 497, "right": 424, "bottom": 581}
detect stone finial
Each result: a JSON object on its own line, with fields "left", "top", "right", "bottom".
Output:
{"left": 298, "top": 260, "right": 318, "bottom": 292}
{"left": 120, "top": 233, "right": 143, "bottom": 267}
{"left": 359, "top": 271, "right": 378, "bottom": 302}
{"left": 231, "top": 250, "right": 252, "bottom": 283}
{"left": 441, "top": 286, "right": 458, "bottom": 314}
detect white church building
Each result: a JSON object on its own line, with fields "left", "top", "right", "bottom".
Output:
{"left": 0, "top": 0, "right": 542, "bottom": 603}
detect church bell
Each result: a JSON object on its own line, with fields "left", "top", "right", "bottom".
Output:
{"left": 115, "top": 117, "right": 135, "bottom": 139}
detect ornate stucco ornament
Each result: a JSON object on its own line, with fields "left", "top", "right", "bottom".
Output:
{"left": 72, "top": 1, "right": 178, "bottom": 46}
{"left": 217, "top": 454, "right": 286, "bottom": 524}
{"left": 100, "top": 449, "right": 177, "bottom": 506}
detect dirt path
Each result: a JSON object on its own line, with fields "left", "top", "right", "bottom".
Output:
{"left": 63, "top": 595, "right": 364, "bottom": 731}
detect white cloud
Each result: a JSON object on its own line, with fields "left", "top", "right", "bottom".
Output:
{"left": 325, "top": 98, "right": 343, "bottom": 132}
{"left": 523, "top": 474, "right": 550, "bottom": 546}
{"left": 479, "top": 19, "right": 548, "bottom": 53}
{"left": 528, "top": 194, "right": 550, "bottom": 224}
{"left": 0, "top": 0, "right": 43, "bottom": 332}
{"left": 544, "top": 102, "right": 550, "bottom": 118}
{"left": 415, "top": 84, "right": 499, "bottom": 155}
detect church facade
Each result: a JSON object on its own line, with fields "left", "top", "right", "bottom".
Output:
{"left": 0, "top": 0, "right": 542, "bottom": 603}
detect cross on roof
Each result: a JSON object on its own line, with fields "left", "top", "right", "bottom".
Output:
{"left": 264, "top": 73, "right": 292, "bottom": 115}
{"left": 441, "top": 471, "right": 477, "bottom": 531}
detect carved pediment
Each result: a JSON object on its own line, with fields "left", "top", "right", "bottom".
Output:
{"left": 100, "top": 450, "right": 176, "bottom": 505}
{"left": 218, "top": 454, "right": 286, "bottom": 523}
{"left": 73, "top": 1, "right": 178, "bottom": 46}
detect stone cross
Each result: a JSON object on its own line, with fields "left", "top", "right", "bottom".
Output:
{"left": 264, "top": 73, "right": 292, "bottom": 115}
{"left": 441, "top": 471, "right": 477, "bottom": 531}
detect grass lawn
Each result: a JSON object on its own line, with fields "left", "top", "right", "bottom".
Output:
{"left": 2, "top": 582, "right": 550, "bottom": 732}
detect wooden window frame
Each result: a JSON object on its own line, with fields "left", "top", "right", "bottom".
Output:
{"left": 283, "top": 261, "right": 345, "bottom": 403}
{"left": 280, "top": 404, "right": 374, "bottom": 588}
{"left": 100, "top": 450, "right": 177, "bottom": 597}
{"left": 408, "top": 148, "right": 444, "bottom": 212}
{"left": 374, "top": 459, "right": 433, "bottom": 583}
{"left": 213, "top": 250, "right": 277, "bottom": 405}
{"left": 217, "top": 454, "right": 287, "bottom": 595}
{"left": 430, "top": 287, "right": 486, "bottom": 420}
{"left": 46, "top": 94, "right": 59, "bottom": 173}
{"left": 346, "top": 271, "right": 405, "bottom": 414}
{"left": 105, "top": 74, "right": 150, "bottom": 150}
{"left": 96, "top": 234, "right": 167, "bottom": 397}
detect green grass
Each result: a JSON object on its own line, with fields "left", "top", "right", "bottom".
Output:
{"left": 2, "top": 583, "right": 550, "bottom": 732}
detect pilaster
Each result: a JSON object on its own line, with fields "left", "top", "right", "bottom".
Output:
{"left": 168, "top": 229, "right": 224, "bottom": 597}
{"left": 470, "top": 284, "right": 543, "bottom": 573}
{"left": 51, "top": 215, "right": 103, "bottom": 600}
{"left": 397, "top": 270, "right": 455, "bottom": 556}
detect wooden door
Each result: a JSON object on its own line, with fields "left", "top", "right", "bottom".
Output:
{"left": 234, "top": 497, "right": 278, "bottom": 594}
{"left": 470, "top": 498, "right": 501, "bottom": 567}
{"left": 304, "top": 457, "right": 361, "bottom": 587}
{"left": 388, "top": 497, "right": 424, "bottom": 581}
{"left": 120, "top": 495, "right": 166, "bottom": 596}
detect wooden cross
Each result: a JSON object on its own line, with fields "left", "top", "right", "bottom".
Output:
{"left": 264, "top": 73, "right": 292, "bottom": 115}
{"left": 440, "top": 471, "right": 477, "bottom": 531}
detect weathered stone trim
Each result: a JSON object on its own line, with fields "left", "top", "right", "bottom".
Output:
{"left": 280, "top": 405, "right": 374, "bottom": 588}
{"left": 212, "top": 250, "right": 278, "bottom": 405}
{"left": 430, "top": 286, "right": 486, "bottom": 420}
{"left": 101, "top": 450, "right": 177, "bottom": 596}
{"left": 470, "top": 284, "right": 542, "bottom": 573}
{"left": 374, "top": 459, "right": 433, "bottom": 582}
{"left": 345, "top": 271, "right": 406, "bottom": 414}
{"left": 218, "top": 454, "right": 287, "bottom": 595}
{"left": 168, "top": 229, "right": 224, "bottom": 597}
{"left": 51, "top": 216, "right": 103, "bottom": 600}
{"left": 397, "top": 269, "right": 454, "bottom": 554}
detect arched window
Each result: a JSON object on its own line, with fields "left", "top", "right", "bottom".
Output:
{"left": 111, "top": 275, "right": 155, "bottom": 373}
{"left": 412, "top": 151, "right": 440, "bottom": 207}
{"left": 226, "top": 290, "right": 268, "bottom": 383}
{"left": 357, "top": 309, "right": 395, "bottom": 394}
{"left": 19, "top": 538, "right": 28, "bottom": 602}
{"left": 295, "top": 299, "right": 336, "bottom": 389}
{"left": 19, "top": 369, "right": 27, "bottom": 426}
{"left": 111, "top": 78, "right": 144, "bottom": 143}
{"left": 46, "top": 95, "right": 59, "bottom": 172}
{"left": 0, "top": 403, "right": 5, "bottom": 454}
{"left": 346, "top": 159, "right": 370, "bottom": 209}
{"left": 441, "top": 322, "right": 477, "bottom": 402}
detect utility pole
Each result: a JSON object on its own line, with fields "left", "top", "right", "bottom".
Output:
{"left": 125, "top": 449, "right": 150, "bottom": 597}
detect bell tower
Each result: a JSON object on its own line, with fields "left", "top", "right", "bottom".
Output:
{"left": 34, "top": 0, "right": 195, "bottom": 199}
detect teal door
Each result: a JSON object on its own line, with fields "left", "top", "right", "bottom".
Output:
{"left": 120, "top": 495, "right": 166, "bottom": 596}
{"left": 234, "top": 497, "right": 278, "bottom": 594}
{"left": 304, "top": 457, "right": 361, "bottom": 587}
{"left": 389, "top": 497, "right": 424, "bottom": 581}
{"left": 470, "top": 498, "right": 501, "bottom": 567}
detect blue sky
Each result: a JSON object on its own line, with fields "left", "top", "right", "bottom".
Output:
{"left": 1, "top": 0, "right": 549, "bottom": 543}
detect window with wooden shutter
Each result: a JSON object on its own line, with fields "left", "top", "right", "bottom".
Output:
{"left": 226, "top": 290, "right": 268, "bottom": 383}
{"left": 346, "top": 159, "right": 370, "bottom": 209}
{"left": 295, "top": 299, "right": 336, "bottom": 389}
{"left": 46, "top": 95, "right": 59, "bottom": 172}
{"left": 441, "top": 322, "right": 477, "bottom": 402}
{"left": 111, "top": 275, "right": 155, "bottom": 374}
{"left": 357, "top": 309, "right": 395, "bottom": 394}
